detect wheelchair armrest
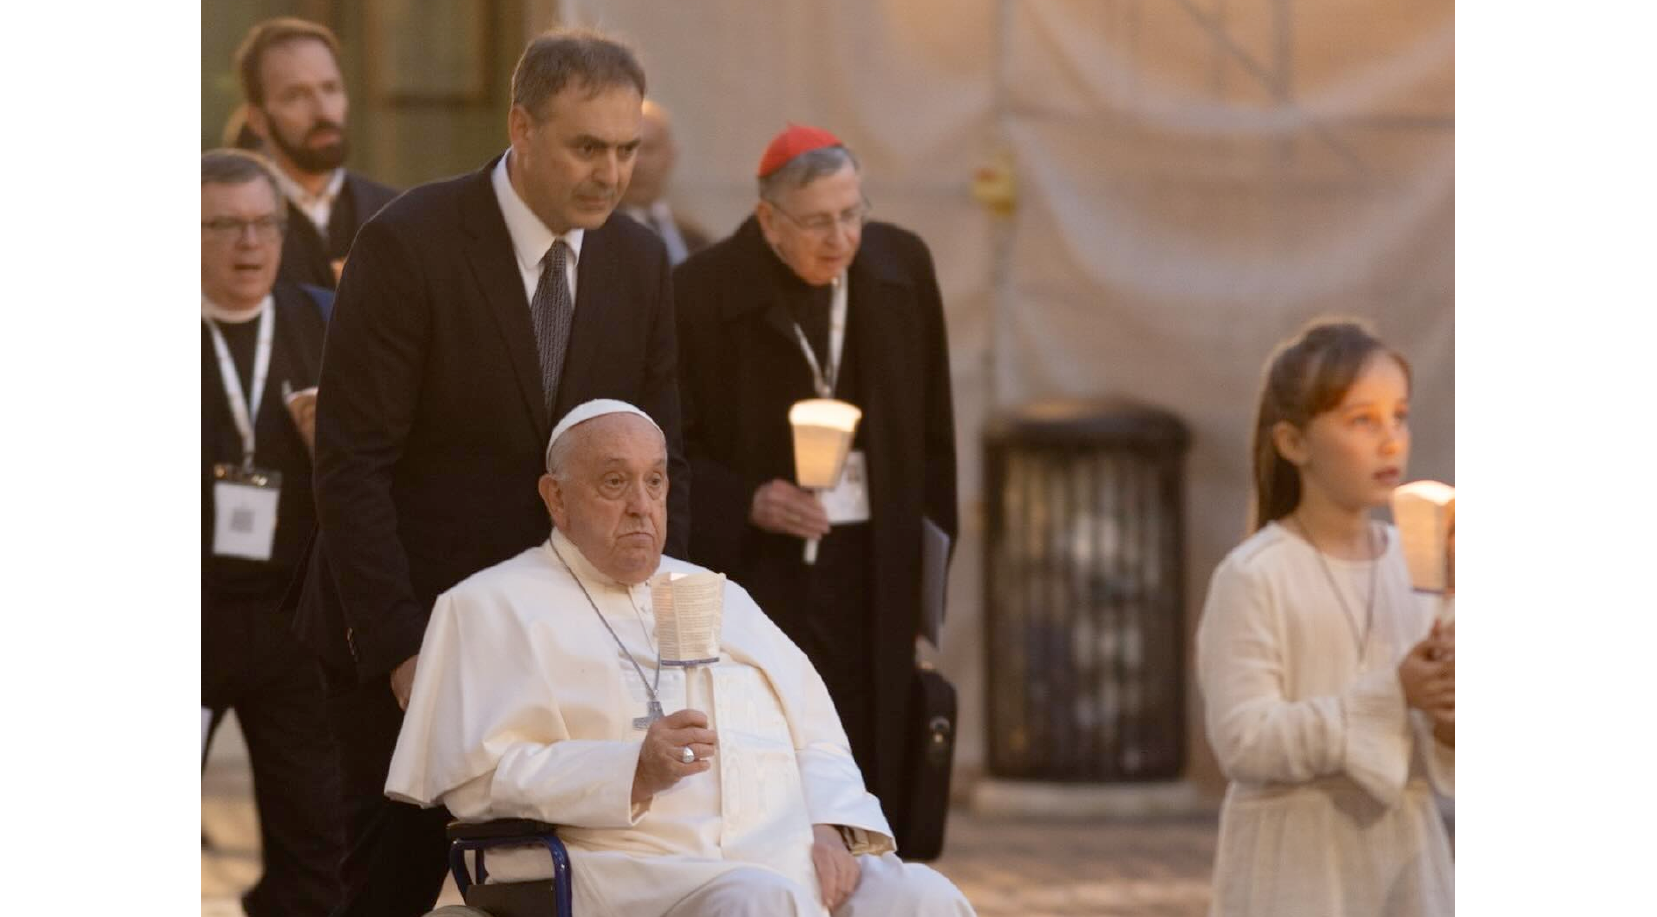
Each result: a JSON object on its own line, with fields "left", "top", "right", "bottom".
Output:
{"left": 447, "top": 817, "right": 574, "bottom": 911}
{"left": 446, "top": 818, "right": 561, "bottom": 843}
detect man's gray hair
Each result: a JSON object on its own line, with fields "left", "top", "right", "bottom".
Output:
{"left": 758, "top": 145, "right": 860, "bottom": 200}
{"left": 512, "top": 28, "right": 647, "bottom": 121}
{"left": 545, "top": 428, "right": 581, "bottom": 481}
{"left": 201, "top": 148, "right": 285, "bottom": 208}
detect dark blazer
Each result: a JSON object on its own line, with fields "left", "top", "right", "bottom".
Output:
{"left": 292, "top": 156, "right": 690, "bottom": 679}
{"left": 202, "top": 282, "right": 330, "bottom": 605}
{"left": 276, "top": 170, "right": 399, "bottom": 290}
{"left": 674, "top": 216, "right": 958, "bottom": 809}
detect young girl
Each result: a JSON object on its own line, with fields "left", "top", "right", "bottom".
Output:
{"left": 1197, "top": 320, "right": 1454, "bottom": 916}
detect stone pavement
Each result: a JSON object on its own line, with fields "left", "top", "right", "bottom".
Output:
{"left": 203, "top": 715, "right": 1220, "bottom": 916}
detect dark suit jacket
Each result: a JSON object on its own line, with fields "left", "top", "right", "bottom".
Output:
{"left": 202, "top": 282, "right": 330, "bottom": 607}
{"left": 293, "top": 156, "right": 690, "bottom": 679}
{"left": 276, "top": 170, "right": 398, "bottom": 290}
{"left": 673, "top": 216, "right": 958, "bottom": 808}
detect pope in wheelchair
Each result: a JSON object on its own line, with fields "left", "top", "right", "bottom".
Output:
{"left": 387, "top": 400, "right": 975, "bottom": 917}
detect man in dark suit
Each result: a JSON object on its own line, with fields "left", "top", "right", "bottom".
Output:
{"left": 292, "top": 28, "right": 690, "bottom": 917}
{"left": 673, "top": 126, "right": 958, "bottom": 855}
{"left": 619, "top": 100, "right": 712, "bottom": 265}
{"left": 235, "top": 18, "right": 397, "bottom": 288}
{"left": 201, "top": 149, "right": 341, "bottom": 917}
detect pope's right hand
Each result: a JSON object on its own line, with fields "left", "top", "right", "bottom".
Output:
{"left": 632, "top": 709, "right": 718, "bottom": 806}
{"left": 749, "top": 479, "right": 831, "bottom": 539}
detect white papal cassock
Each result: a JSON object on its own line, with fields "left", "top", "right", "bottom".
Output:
{"left": 386, "top": 529, "right": 973, "bottom": 917}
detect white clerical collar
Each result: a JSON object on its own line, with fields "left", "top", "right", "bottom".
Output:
{"left": 493, "top": 150, "right": 584, "bottom": 278}
{"left": 549, "top": 528, "right": 653, "bottom": 595}
{"left": 202, "top": 293, "right": 272, "bottom": 324}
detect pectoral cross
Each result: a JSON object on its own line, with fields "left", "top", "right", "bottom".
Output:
{"left": 632, "top": 699, "right": 665, "bottom": 730}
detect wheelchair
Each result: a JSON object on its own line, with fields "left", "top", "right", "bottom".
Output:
{"left": 425, "top": 818, "right": 574, "bottom": 917}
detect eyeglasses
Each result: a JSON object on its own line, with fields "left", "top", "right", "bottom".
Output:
{"left": 766, "top": 197, "right": 871, "bottom": 238}
{"left": 202, "top": 216, "right": 285, "bottom": 242}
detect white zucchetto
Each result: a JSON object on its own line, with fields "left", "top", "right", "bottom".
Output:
{"left": 544, "top": 399, "right": 664, "bottom": 471}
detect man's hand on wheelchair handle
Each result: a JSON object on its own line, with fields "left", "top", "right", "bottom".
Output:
{"left": 631, "top": 709, "right": 718, "bottom": 807}
{"left": 812, "top": 823, "right": 861, "bottom": 910}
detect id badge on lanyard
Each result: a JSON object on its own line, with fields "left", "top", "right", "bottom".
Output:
{"left": 792, "top": 275, "right": 870, "bottom": 525}
{"left": 212, "top": 464, "right": 283, "bottom": 560}
{"left": 205, "top": 306, "right": 284, "bottom": 561}
{"left": 820, "top": 449, "right": 870, "bottom": 524}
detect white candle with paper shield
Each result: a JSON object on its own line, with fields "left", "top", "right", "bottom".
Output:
{"left": 650, "top": 570, "right": 725, "bottom": 665}
{"left": 788, "top": 398, "right": 863, "bottom": 564}
{"left": 1391, "top": 480, "right": 1455, "bottom": 627}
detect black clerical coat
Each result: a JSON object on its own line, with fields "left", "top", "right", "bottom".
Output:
{"left": 674, "top": 216, "right": 958, "bottom": 822}
{"left": 276, "top": 170, "right": 398, "bottom": 289}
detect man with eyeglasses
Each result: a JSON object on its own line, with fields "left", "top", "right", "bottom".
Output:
{"left": 674, "top": 125, "right": 958, "bottom": 856}
{"left": 234, "top": 18, "right": 397, "bottom": 289}
{"left": 201, "top": 148, "right": 342, "bottom": 917}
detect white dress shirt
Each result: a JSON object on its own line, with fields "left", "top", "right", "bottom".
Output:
{"left": 272, "top": 167, "right": 346, "bottom": 235}
{"left": 492, "top": 150, "right": 583, "bottom": 307}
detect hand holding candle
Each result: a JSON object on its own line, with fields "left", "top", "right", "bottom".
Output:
{"left": 749, "top": 479, "right": 831, "bottom": 539}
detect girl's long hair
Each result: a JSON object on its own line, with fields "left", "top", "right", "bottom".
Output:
{"left": 1249, "top": 318, "right": 1411, "bottom": 532}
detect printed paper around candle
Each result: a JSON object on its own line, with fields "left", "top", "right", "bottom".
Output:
{"left": 1391, "top": 480, "right": 1454, "bottom": 593}
{"left": 650, "top": 571, "right": 725, "bottom": 665}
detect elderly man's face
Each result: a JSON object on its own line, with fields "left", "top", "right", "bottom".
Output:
{"left": 540, "top": 414, "right": 668, "bottom": 584}
{"left": 509, "top": 83, "right": 643, "bottom": 234}
{"left": 757, "top": 162, "right": 865, "bottom": 286}
{"left": 202, "top": 179, "right": 284, "bottom": 311}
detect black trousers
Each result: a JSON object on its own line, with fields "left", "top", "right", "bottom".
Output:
{"left": 203, "top": 591, "right": 343, "bottom": 917}
{"left": 323, "top": 664, "right": 453, "bottom": 917}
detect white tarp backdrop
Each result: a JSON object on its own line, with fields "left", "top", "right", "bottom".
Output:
{"left": 556, "top": 0, "right": 1454, "bottom": 790}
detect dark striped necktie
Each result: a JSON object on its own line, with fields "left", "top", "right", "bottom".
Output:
{"left": 530, "top": 239, "right": 574, "bottom": 414}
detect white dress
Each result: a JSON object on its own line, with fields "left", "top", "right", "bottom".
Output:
{"left": 1196, "top": 521, "right": 1454, "bottom": 917}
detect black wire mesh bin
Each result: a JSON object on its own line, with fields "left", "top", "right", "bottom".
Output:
{"left": 983, "top": 399, "right": 1192, "bottom": 782}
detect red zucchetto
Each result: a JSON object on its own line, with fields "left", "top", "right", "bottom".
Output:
{"left": 756, "top": 124, "right": 844, "bottom": 178}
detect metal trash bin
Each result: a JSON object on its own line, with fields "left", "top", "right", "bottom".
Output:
{"left": 983, "top": 398, "right": 1192, "bottom": 782}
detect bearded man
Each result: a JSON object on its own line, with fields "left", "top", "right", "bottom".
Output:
{"left": 234, "top": 18, "right": 397, "bottom": 288}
